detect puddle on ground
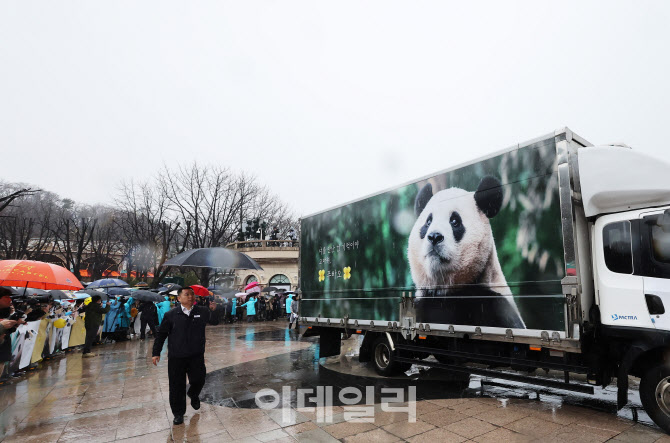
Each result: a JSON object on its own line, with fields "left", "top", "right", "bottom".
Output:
{"left": 200, "top": 327, "right": 655, "bottom": 429}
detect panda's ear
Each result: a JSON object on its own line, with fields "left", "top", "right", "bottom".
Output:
{"left": 415, "top": 183, "right": 433, "bottom": 216}
{"left": 474, "top": 176, "right": 503, "bottom": 218}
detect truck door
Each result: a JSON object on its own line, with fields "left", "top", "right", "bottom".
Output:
{"left": 640, "top": 209, "right": 670, "bottom": 330}
{"left": 594, "top": 213, "right": 652, "bottom": 329}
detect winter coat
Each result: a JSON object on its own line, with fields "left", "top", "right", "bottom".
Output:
{"left": 231, "top": 299, "right": 237, "bottom": 315}
{"left": 152, "top": 305, "right": 219, "bottom": 359}
{"left": 84, "top": 302, "right": 111, "bottom": 328}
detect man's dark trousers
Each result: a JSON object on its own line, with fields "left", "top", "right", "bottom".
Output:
{"left": 140, "top": 315, "right": 157, "bottom": 339}
{"left": 168, "top": 354, "right": 206, "bottom": 416}
{"left": 82, "top": 325, "right": 98, "bottom": 354}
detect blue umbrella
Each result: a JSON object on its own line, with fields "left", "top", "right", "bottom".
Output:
{"left": 108, "top": 287, "right": 131, "bottom": 297}
{"left": 87, "top": 278, "right": 129, "bottom": 289}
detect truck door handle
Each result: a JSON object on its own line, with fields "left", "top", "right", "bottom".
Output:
{"left": 646, "top": 294, "right": 666, "bottom": 315}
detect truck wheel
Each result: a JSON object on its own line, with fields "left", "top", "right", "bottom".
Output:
{"left": 640, "top": 363, "right": 670, "bottom": 434}
{"left": 372, "top": 336, "right": 410, "bottom": 376}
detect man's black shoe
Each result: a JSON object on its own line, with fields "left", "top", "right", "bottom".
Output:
{"left": 173, "top": 415, "right": 184, "bottom": 425}
{"left": 188, "top": 392, "right": 201, "bottom": 410}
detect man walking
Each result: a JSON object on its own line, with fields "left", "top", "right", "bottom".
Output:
{"left": 152, "top": 286, "right": 218, "bottom": 425}
{"left": 83, "top": 295, "right": 110, "bottom": 358}
{"left": 138, "top": 300, "right": 158, "bottom": 340}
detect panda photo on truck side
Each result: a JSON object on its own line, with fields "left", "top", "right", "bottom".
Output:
{"left": 407, "top": 175, "right": 526, "bottom": 329}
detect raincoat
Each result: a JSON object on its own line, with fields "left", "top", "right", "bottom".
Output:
{"left": 103, "top": 299, "right": 130, "bottom": 332}
{"left": 230, "top": 298, "right": 237, "bottom": 315}
{"left": 156, "top": 298, "right": 171, "bottom": 324}
{"left": 285, "top": 294, "right": 294, "bottom": 314}
{"left": 241, "top": 298, "right": 257, "bottom": 316}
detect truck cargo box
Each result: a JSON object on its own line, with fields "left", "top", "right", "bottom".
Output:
{"left": 300, "top": 129, "right": 591, "bottom": 348}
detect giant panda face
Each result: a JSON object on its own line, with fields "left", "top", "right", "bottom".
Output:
{"left": 407, "top": 176, "right": 504, "bottom": 287}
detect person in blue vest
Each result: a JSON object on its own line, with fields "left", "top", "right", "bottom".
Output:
{"left": 157, "top": 296, "right": 171, "bottom": 325}
{"left": 285, "top": 293, "right": 294, "bottom": 322}
{"left": 240, "top": 296, "right": 257, "bottom": 322}
{"left": 229, "top": 297, "right": 237, "bottom": 323}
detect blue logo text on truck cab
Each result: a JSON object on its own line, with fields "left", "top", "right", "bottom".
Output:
{"left": 612, "top": 314, "right": 638, "bottom": 321}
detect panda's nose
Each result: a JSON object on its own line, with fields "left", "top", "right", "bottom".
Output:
{"left": 427, "top": 232, "right": 444, "bottom": 245}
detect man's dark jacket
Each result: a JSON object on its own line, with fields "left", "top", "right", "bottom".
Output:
{"left": 152, "top": 305, "right": 218, "bottom": 359}
{"left": 84, "top": 303, "right": 110, "bottom": 328}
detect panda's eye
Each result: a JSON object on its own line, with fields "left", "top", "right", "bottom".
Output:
{"left": 450, "top": 212, "right": 462, "bottom": 228}
{"left": 426, "top": 214, "right": 432, "bottom": 226}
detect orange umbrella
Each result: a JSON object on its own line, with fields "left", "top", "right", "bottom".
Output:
{"left": 0, "top": 260, "right": 84, "bottom": 291}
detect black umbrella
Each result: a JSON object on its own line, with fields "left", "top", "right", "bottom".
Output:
{"left": 49, "top": 290, "right": 74, "bottom": 300}
{"left": 131, "top": 290, "right": 165, "bottom": 303}
{"left": 157, "top": 283, "right": 182, "bottom": 294}
{"left": 14, "top": 287, "right": 50, "bottom": 297}
{"left": 261, "top": 286, "right": 278, "bottom": 293}
{"left": 108, "top": 287, "right": 131, "bottom": 297}
{"left": 75, "top": 289, "right": 109, "bottom": 301}
{"left": 162, "top": 247, "right": 262, "bottom": 270}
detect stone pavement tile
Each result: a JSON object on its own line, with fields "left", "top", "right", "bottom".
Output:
{"left": 504, "top": 416, "right": 563, "bottom": 439}
{"left": 576, "top": 411, "right": 635, "bottom": 433}
{"left": 611, "top": 423, "right": 665, "bottom": 442}
{"left": 372, "top": 411, "right": 411, "bottom": 426}
{"left": 182, "top": 429, "right": 233, "bottom": 443}
{"left": 472, "top": 427, "right": 533, "bottom": 443}
{"left": 223, "top": 409, "right": 281, "bottom": 439}
{"left": 471, "top": 397, "right": 505, "bottom": 407}
{"left": 382, "top": 419, "right": 434, "bottom": 439}
{"left": 408, "top": 427, "right": 469, "bottom": 443}
{"left": 84, "top": 387, "right": 124, "bottom": 399}
{"left": 23, "top": 401, "right": 79, "bottom": 423}
{"left": 473, "top": 405, "right": 530, "bottom": 426}
{"left": 419, "top": 409, "right": 469, "bottom": 427}
{"left": 115, "top": 404, "right": 170, "bottom": 440}
{"left": 58, "top": 410, "right": 120, "bottom": 443}
{"left": 342, "top": 427, "right": 401, "bottom": 443}
{"left": 43, "top": 385, "right": 88, "bottom": 400}
{"left": 322, "top": 421, "right": 377, "bottom": 439}
{"left": 76, "top": 395, "right": 123, "bottom": 413}
{"left": 655, "top": 434, "right": 670, "bottom": 443}
{"left": 543, "top": 423, "right": 618, "bottom": 443}
{"left": 169, "top": 411, "right": 226, "bottom": 441}
{"left": 526, "top": 406, "right": 585, "bottom": 425}
{"left": 284, "top": 421, "right": 319, "bottom": 437}
{"left": 296, "top": 405, "right": 344, "bottom": 422}
{"left": 450, "top": 401, "right": 499, "bottom": 417}
{"left": 413, "top": 400, "right": 444, "bottom": 416}
{"left": 254, "top": 428, "right": 291, "bottom": 442}
{"left": 425, "top": 397, "right": 469, "bottom": 408}
{"left": 0, "top": 405, "right": 36, "bottom": 437}
{"left": 444, "top": 417, "right": 497, "bottom": 439}
{"left": 265, "top": 407, "right": 310, "bottom": 427}
{"left": 114, "top": 429, "right": 173, "bottom": 442}
{"left": 2, "top": 420, "right": 66, "bottom": 443}
{"left": 293, "top": 427, "right": 343, "bottom": 443}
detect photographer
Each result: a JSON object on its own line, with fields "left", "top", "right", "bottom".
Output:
{"left": 0, "top": 287, "right": 25, "bottom": 376}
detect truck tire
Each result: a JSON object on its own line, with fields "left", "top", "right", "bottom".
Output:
{"left": 372, "top": 336, "right": 411, "bottom": 376}
{"left": 640, "top": 363, "right": 670, "bottom": 434}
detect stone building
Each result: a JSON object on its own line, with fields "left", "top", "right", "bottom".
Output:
{"left": 225, "top": 240, "right": 299, "bottom": 291}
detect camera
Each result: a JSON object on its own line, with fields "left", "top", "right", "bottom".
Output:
{"left": 9, "top": 309, "right": 26, "bottom": 321}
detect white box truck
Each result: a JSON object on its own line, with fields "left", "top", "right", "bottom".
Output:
{"left": 299, "top": 128, "right": 670, "bottom": 432}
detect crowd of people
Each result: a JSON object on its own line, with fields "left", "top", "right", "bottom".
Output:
{"left": 0, "top": 285, "right": 301, "bottom": 380}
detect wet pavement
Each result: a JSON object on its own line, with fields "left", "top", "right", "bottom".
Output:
{"left": 0, "top": 322, "right": 669, "bottom": 442}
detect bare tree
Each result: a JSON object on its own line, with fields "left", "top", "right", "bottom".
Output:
{"left": 0, "top": 183, "right": 57, "bottom": 260}
{"left": 116, "top": 180, "right": 188, "bottom": 286}
{"left": 0, "top": 182, "right": 38, "bottom": 215}
{"left": 52, "top": 202, "right": 97, "bottom": 280}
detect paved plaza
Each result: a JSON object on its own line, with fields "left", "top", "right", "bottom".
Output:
{"left": 0, "top": 323, "right": 668, "bottom": 442}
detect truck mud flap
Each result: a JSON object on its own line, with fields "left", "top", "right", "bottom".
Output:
{"left": 319, "top": 328, "right": 342, "bottom": 358}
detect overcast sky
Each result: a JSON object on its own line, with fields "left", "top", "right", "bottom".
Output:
{"left": 2, "top": 1, "right": 669, "bottom": 217}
